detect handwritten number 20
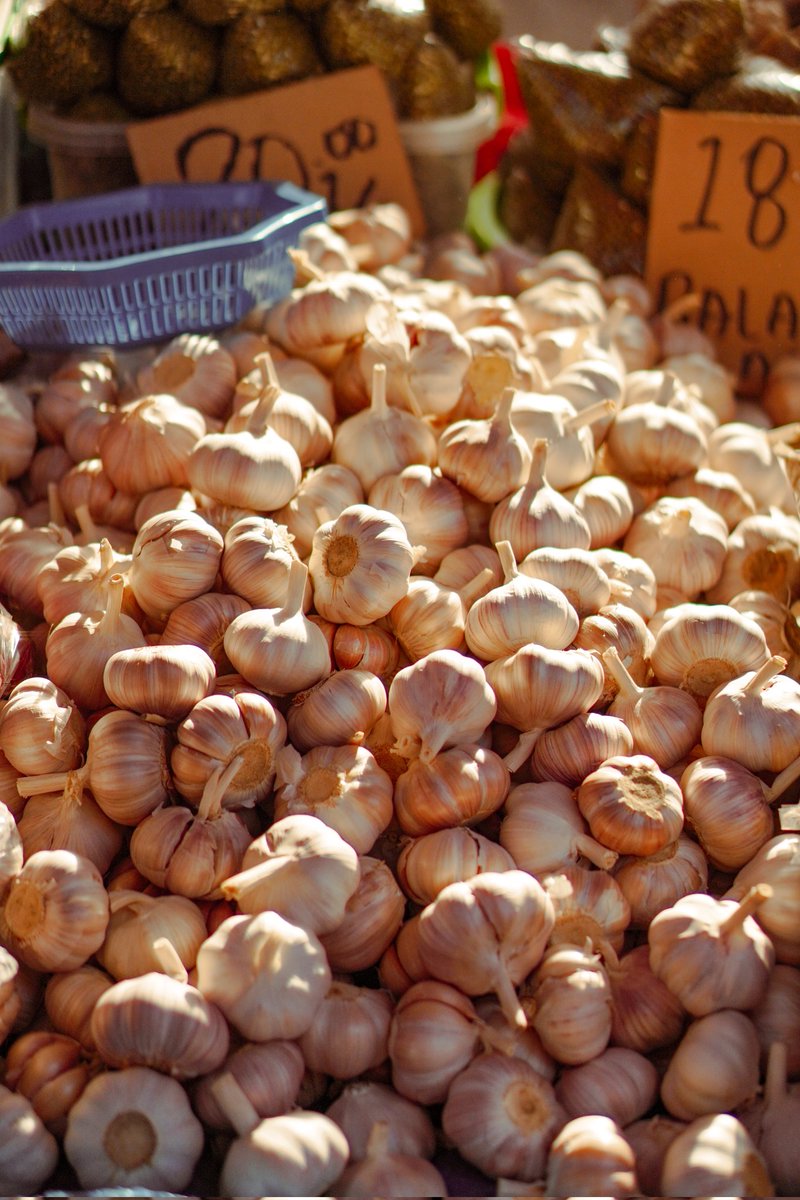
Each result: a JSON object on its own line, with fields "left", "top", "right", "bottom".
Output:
{"left": 681, "top": 134, "right": 789, "bottom": 250}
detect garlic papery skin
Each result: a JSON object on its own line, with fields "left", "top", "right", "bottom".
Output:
{"left": 97, "top": 392, "right": 206, "bottom": 493}
{"left": 37, "top": 535, "right": 135, "bottom": 628}
{"left": 272, "top": 743, "right": 393, "bottom": 855}
{"left": 393, "top": 743, "right": 510, "bottom": 836}
{"left": 650, "top": 599, "right": 770, "bottom": 707}
{"left": 667, "top": 464, "right": 757, "bottom": 531}
{"left": 387, "top": 979, "right": 484, "bottom": 1105}
{"left": 727, "top": 834, "right": 800, "bottom": 965}
{"left": 230, "top": 360, "right": 334, "bottom": 469}
{"left": 589, "top": 547, "right": 657, "bottom": 620}
{"left": 660, "top": 1009, "right": 761, "bottom": 1120}
{"left": 416, "top": 870, "right": 555, "bottom": 1029}
{"left": 576, "top": 753, "right": 685, "bottom": 857}
{"left": 680, "top": 754, "right": 783, "bottom": 872}
{"left": 0, "top": 676, "right": 85, "bottom": 776}
{"left": 705, "top": 508, "right": 800, "bottom": 603}
{"left": 509, "top": 393, "right": 612, "bottom": 491}
{"left": 103, "top": 642, "right": 216, "bottom": 722}
{"left": 96, "top": 890, "right": 207, "bottom": 981}
{"left": 623, "top": 494, "right": 729, "bottom": 599}
{"left": 15, "top": 767, "right": 123, "bottom": 875}
{"left": 286, "top": 667, "right": 387, "bottom": 753}
{"left": 499, "top": 781, "right": 619, "bottom": 875}
{"left": 332, "top": 363, "right": 437, "bottom": 492}
{"left": 612, "top": 835, "right": 709, "bottom": 930}
{"left": 44, "top": 964, "right": 113, "bottom": 1051}
{"left": 195, "top": 910, "right": 330, "bottom": 1042}
{"left": 606, "top": 942, "right": 686, "bottom": 1053}
{"left": 224, "top": 560, "right": 331, "bottom": 697}
{"left": 750, "top": 964, "right": 800, "bottom": 1077}
{"left": 297, "top": 978, "right": 393, "bottom": 1079}
{"left": 701, "top": 655, "right": 800, "bottom": 772}
{"left": 332, "top": 621, "right": 400, "bottom": 678}
{"left": 128, "top": 508, "right": 224, "bottom": 625}
{"left": 604, "top": 646, "right": 703, "bottom": 769}
{"left": 325, "top": 1079, "right": 436, "bottom": 1160}
{"left": 442, "top": 1051, "right": 567, "bottom": 1182}
{"left": 83, "top": 709, "right": 172, "bottom": 825}
{"left": 487, "top": 643, "right": 606, "bottom": 773}
{"left": 464, "top": 539, "right": 579, "bottom": 661}
{"left": 219, "top": 514, "right": 300, "bottom": 609}
{"left": 220, "top": 813, "right": 360, "bottom": 936}
{"left": 437, "top": 386, "right": 532, "bottom": 503}
{"left": 0, "top": 1084, "right": 59, "bottom": 1195}
{"left": 63, "top": 1064, "right": 204, "bottom": 1192}
{"left": 171, "top": 688, "right": 287, "bottom": 808}
{"left": 397, "top": 826, "right": 516, "bottom": 906}
{"left": 45, "top": 572, "right": 148, "bottom": 712}
{"left": 530, "top": 711, "right": 634, "bottom": 788}
{"left": 320, "top": 855, "right": 405, "bottom": 973}
{"left": 524, "top": 941, "right": 613, "bottom": 1066}
{"left": 660, "top": 1112, "right": 774, "bottom": 1197}
{"left": 648, "top": 887, "right": 776, "bottom": 1016}
{"left": 489, "top": 438, "right": 592, "bottom": 562}
{"left": 545, "top": 1113, "right": 639, "bottom": 1198}
{"left": 308, "top": 502, "right": 415, "bottom": 626}
{"left": 542, "top": 864, "right": 631, "bottom": 956}
{"left": 90, "top": 948, "right": 230, "bottom": 1079}
{"left": 3, "top": 1027, "right": 95, "bottom": 1135}
{"left": 567, "top": 473, "right": 636, "bottom": 549}
{"left": 368, "top": 463, "right": 469, "bottom": 575}
{"left": 435, "top": 541, "right": 503, "bottom": 594}
{"left": 389, "top": 647, "right": 497, "bottom": 761}
{"left": 519, "top": 544, "right": 611, "bottom": 619}
{"left": 0, "top": 849, "right": 109, "bottom": 973}
{"left": 555, "top": 1045, "right": 659, "bottom": 1127}
{"left": 708, "top": 419, "right": 796, "bottom": 510}
{"left": 606, "top": 385, "right": 709, "bottom": 485}
{"left": 273, "top": 462, "right": 364, "bottom": 560}
{"left": 192, "top": 1039, "right": 305, "bottom": 1130}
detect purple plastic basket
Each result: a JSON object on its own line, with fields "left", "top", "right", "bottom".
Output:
{"left": 0, "top": 180, "right": 327, "bottom": 350}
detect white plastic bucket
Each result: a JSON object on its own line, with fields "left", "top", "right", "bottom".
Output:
{"left": 398, "top": 93, "right": 498, "bottom": 237}
{"left": 26, "top": 105, "right": 138, "bottom": 201}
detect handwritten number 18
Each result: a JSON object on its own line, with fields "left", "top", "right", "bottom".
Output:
{"left": 679, "top": 133, "right": 790, "bottom": 250}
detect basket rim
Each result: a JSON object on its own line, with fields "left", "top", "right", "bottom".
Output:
{"left": 0, "top": 179, "right": 327, "bottom": 279}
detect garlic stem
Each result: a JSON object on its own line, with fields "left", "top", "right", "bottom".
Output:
{"left": 280, "top": 558, "right": 309, "bottom": 619}
{"left": 97, "top": 573, "right": 125, "bottom": 632}
{"left": 595, "top": 298, "right": 628, "bottom": 350}
{"left": 152, "top": 936, "right": 188, "bottom": 983}
{"left": 197, "top": 755, "right": 244, "bottom": 823}
{"left": 254, "top": 351, "right": 281, "bottom": 394}
{"left": 525, "top": 438, "right": 549, "bottom": 488}
{"left": 496, "top": 539, "right": 519, "bottom": 583}
{"left": 764, "top": 753, "right": 800, "bottom": 803}
{"left": 493, "top": 962, "right": 527, "bottom": 1030}
{"left": 74, "top": 504, "right": 100, "bottom": 542}
{"left": 99, "top": 537, "right": 116, "bottom": 574}
{"left": 494, "top": 386, "right": 517, "bottom": 430}
{"left": 764, "top": 1041, "right": 789, "bottom": 1110}
{"left": 602, "top": 646, "right": 642, "bottom": 702}
{"left": 563, "top": 398, "right": 617, "bottom": 434}
{"left": 16, "top": 765, "right": 88, "bottom": 799}
{"left": 503, "top": 728, "right": 543, "bottom": 773}
{"left": 364, "top": 1120, "right": 392, "bottom": 1160}
{"left": 210, "top": 1071, "right": 260, "bottom": 1137}
{"left": 743, "top": 655, "right": 787, "bottom": 695}
{"left": 719, "top": 884, "right": 773, "bottom": 937}
{"left": 370, "top": 362, "right": 388, "bottom": 415}
{"left": 574, "top": 833, "right": 619, "bottom": 871}
{"left": 458, "top": 567, "right": 497, "bottom": 609}
{"left": 47, "top": 481, "right": 67, "bottom": 528}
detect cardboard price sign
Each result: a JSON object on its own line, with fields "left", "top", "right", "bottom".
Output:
{"left": 126, "top": 65, "right": 424, "bottom": 233}
{"left": 646, "top": 108, "right": 800, "bottom": 396}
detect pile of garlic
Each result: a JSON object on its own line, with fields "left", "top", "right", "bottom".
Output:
{"left": 0, "top": 200, "right": 798, "bottom": 1197}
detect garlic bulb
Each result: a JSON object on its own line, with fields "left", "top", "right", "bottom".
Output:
{"left": 706, "top": 509, "right": 800, "bottom": 604}
{"left": 606, "top": 380, "right": 709, "bottom": 484}
{"left": 438, "top": 387, "right": 532, "bottom": 503}
{"left": 660, "top": 1009, "right": 761, "bottom": 1119}
{"left": 589, "top": 547, "right": 657, "bottom": 620}
{"left": 397, "top": 826, "right": 516, "bottom": 905}
{"left": 623, "top": 1115, "right": 687, "bottom": 1197}
{"left": 416, "top": 869, "right": 555, "bottom": 1029}
{"left": 387, "top": 979, "right": 484, "bottom": 1105}
{"left": 545, "top": 1114, "right": 639, "bottom": 1198}
{"left": 499, "top": 781, "right": 619, "bottom": 874}
{"left": 389, "top": 648, "right": 497, "bottom": 761}
{"left": 0, "top": 849, "right": 109, "bottom": 973}
{"left": 465, "top": 539, "right": 579, "bottom": 661}
{"left": 44, "top": 965, "right": 113, "bottom": 1051}
{"left": 680, "top": 754, "right": 783, "bottom": 871}
{"left": 660, "top": 1112, "right": 773, "bottom": 1197}
{"left": 555, "top": 1045, "right": 659, "bottom": 1127}
{"left": 393, "top": 743, "right": 510, "bottom": 836}
{"left": 368, "top": 463, "right": 469, "bottom": 575}
{"left": 297, "top": 978, "right": 393, "bottom": 1079}
{"left": 623, "top": 495, "right": 729, "bottom": 600}
{"left": 519, "top": 543, "right": 611, "bottom": 618}
{"left": 98, "top": 392, "right": 206, "bottom": 493}
{"left": 195, "top": 910, "right": 331, "bottom": 1042}
{"left": 388, "top": 574, "right": 469, "bottom": 660}
{"left": 0, "top": 676, "right": 85, "bottom": 776}
{"left": 667, "top": 464, "right": 757, "bottom": 531}
{"left": 727, "top": 833, "right": 800, "bottom": 964}
{"left": 272, "top": 743, "right": 393, "bottom": 854}
{"left": 192, "top": 1039, "right": 305, "bottom": 1130}
{"left": 707, "top": 419, "right": 796, "bottom": 510}
{"left": 743, "top": 1040, "right": 800, "bottom": 1194}
{"left": 576, "top": 753, "right": 685, "bottom": 857}
{"left": 530, "top": 711, "right": 634, "bottom": 787}
{"left": 0, "top": 1085, "right": 59, "bottom": 1196}
{"left": 650, "top": 599, "right": 770, "bottom": 706}
{"left": 4, "top": 1028, "right": 96, "bottom": 1135}
{"left": 701, "top": 655, "right": 800, "bottom": 772}
{"left": 272, "top": 462, "right": 363, "bottom": 559}
{"left": 128, "top": 508, "right": 224, "bottom": 625}
{"left": 286, "top": 667, "right": 387, "bottom": 753}
{"left": 568, "top": 473, "right": 636, "bottom": 548}
{"left": 325, "top": 1078, "right": 436, "bottom": 1161}
{"left": 219, "top": 514, "right": 300, "bottom": 609}
{"left": 135, "top": 331, "right": 236, "bottom": 420}
{"left": 543, "top": 864, "right": 631, "bottom": 955}
{"left": 604, "top": 646, "right": 703, "bottom": 768}
{"left": 15, "top": 767, "right": 123, "bottom": 874}
{"left": 319, "top": 855, "right": 405, "bottom": 973}
{"left": 332, "top": 363, "right": 437, "bottom": 492}
{"left": 442, "top": 1051, "right": 567, "bottom": 1181}
{"left": 524, "top": 941, "right": 613, "bottom": 1066}
{"left": 489, "top": 438, "right": 592, "bottom": 562}
{"left": 750, "top": 964, "right": 800, "bottom": 1076}
{"left": 220, "top": 813, "right": 360, "bottom": 936}
{"left": 612, "top": 835, "right": 709, "bottom": 929}
{"left": 231, "top": 355, "right": 334, "bottom": 468}
{"left": 103, "top": 642, "right": 216, "bottom": 722}
{"left": 96, "top": 890, "right": 207, "bottom": 981}
{"left": 63, "top": 1065, "right": 204, "bottom": 1192}
{"left": 84, "top": 709, "right": 173, "bottom": 825}
{"left": 308, "top": 502, "right": 415, "bottom": 626}
{"left": 37, "top": 535, "right": 135, "bottom": 627}
{"left": 606, "top": 942, "right": 686, "bottom": 1053}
